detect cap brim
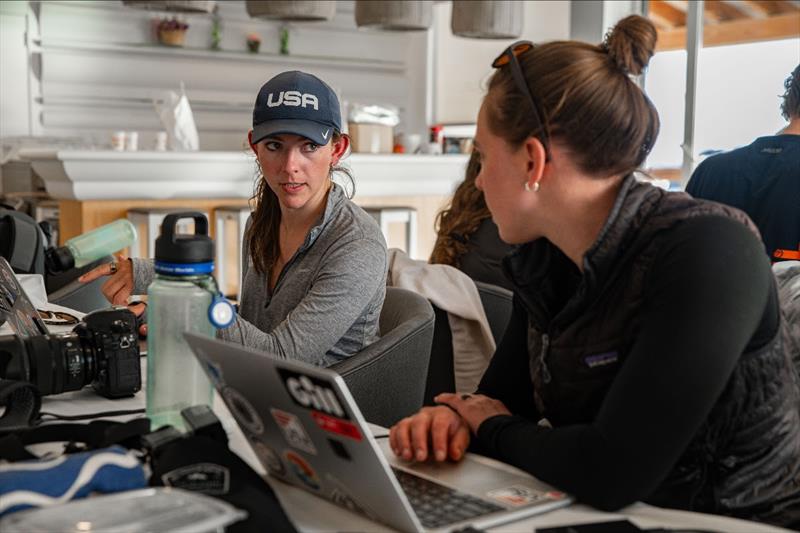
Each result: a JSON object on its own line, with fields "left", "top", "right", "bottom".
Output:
{"left": 252, "top": 119, "right": 333, "bottom": 146}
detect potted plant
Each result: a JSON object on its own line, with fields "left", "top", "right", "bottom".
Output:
{"left": 158, "top": 18, "right": 189, "bottom": 47}
{"left": 246, "top": 33, "right": 261, "bottom": 53}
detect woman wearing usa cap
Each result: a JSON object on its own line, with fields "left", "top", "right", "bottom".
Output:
{"left": 390, "top": 16, "right": 800, "bottom": 527}
{"left": 81, "top": 71, "right": 388, "bottom": 366}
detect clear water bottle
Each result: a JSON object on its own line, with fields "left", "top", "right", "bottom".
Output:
{"left": 47, "top": 219, "right": 137, "bottom": 272}
{"left": 146, "top": 212, "right": 234, "bottom": 431}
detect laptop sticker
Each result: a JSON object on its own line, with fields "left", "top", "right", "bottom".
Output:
{"left": 222, "top": 386, "right": 264, "bottom": 435}
{"left": 203, "top": 360, "right": 225, "bottom": 388}
{"left": 251, "top": 440, "right": 285, "bottom": 477}
{"left": 487, "top": 485, "right": 551, "bottom": 507}
{"left": 327, "top": 438, "right": 351, "bottom": 461}
{"left": 285, "top": 451, "right": 320, "bottom": 491}
{"left": 271, "top": 408, "right": 317, "bottom": 455}
{"left": 311, "top": 411, "right": 363, "bottom": 441}
{"left": 326, "top": 475, "right": 376, "bottom": 520}
{"left": 277, "top": 368, "right": 350, "bottom": 420}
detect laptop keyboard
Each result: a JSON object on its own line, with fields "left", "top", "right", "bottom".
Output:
{"left": 392, "top": 468, "right": 504, "bottom": 529}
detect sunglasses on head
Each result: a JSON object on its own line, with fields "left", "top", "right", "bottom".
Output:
{"left": 492, "top": 41, "right": 550, "bottom": 158}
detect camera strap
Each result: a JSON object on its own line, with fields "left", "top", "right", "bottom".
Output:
{"left": 0, "top": 379, "right": 41, "bottom": 437}
{"left": 0, "top": 418, "right": 150, "bottom": 462}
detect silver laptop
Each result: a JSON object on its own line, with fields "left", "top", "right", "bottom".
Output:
{"left": 185, "top": 333, "right": 572, "bottom": 533}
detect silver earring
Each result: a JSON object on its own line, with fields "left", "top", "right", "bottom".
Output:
{"left": 533, "top": 181, "right": 540, "bottom": 192}
{"left": 525, "top": 181, "right": 540, "bottom": 192}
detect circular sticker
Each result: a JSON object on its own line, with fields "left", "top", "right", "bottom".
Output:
{"left": 251, "top": 440, "right": 285, "bottom": 477}
{"left": 222, "top": 386, "right": 264, "bottom": 435}
{"left": 285, "top": 450, "right": 320, "bottom": 491}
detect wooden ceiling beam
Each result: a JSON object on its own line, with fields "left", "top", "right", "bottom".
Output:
{"left": 656, "top": 11, "right": 800, "bottom": 50}
{"left": 704, "top": 0, "right": 748, "bottom": 22}
{"left": 742, "top": 0, "right": 800, "bottom": 16}
{"left": 649, "top": 0, "right": 688, "bottom": 27}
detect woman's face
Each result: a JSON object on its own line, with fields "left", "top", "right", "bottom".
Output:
{"left": 249, "top": 132, "right": 347, "bottom": 214}
{"left": 474, "top": 101, "right": 540, "bottom": 244}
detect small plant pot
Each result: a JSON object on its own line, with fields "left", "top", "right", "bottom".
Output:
{"left": 246, "top": 39, "right": 260, "bottom": 53}
{"left": 159, "top": 29, "right": 187, "bottom": 47}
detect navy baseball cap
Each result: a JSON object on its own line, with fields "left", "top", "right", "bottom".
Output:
{"left": 252, "top": 71, "right": 342, "bottom": 146}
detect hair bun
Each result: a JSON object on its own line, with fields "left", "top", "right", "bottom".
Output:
{"left": 603, "top": 15, "right": 657, "bottom": 76}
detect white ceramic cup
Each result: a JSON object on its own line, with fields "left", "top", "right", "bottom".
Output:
{"left": 125, "top": 131, "right": 139, "bottom": 151}
{"left": 111, "top": 131, "right": 126, "bottom": 151}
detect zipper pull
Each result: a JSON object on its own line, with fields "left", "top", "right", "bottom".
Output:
{"left": 540, "top": 333, "right": 552, "bottom": 384}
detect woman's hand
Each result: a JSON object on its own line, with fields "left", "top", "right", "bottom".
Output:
{"left": 434, "top": 393, "right": 511, "bottom": 434}
{"left": 389, "top": 405, "right": 471, "bottom": 463}
{"left": 78, "top": 254, "right": 134, "bottom": 305}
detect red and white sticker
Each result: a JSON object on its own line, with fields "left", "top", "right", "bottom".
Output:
{"left": 271, "top": 408, "right": 317, "bottom": 455}
{"left": 311, "top": 411, "right": 363, "bottom": 441}
{"left": 487, "top": 485, "right": 552, "bottom": 507}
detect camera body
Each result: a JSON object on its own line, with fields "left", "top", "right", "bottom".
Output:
{"left": 0, "top": 307, "right": 141, "bottom": 398}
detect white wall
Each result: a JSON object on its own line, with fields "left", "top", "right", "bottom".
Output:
{"left": 0, "top": 1, "right": 32, "bottom": 138}
{"left": 1, "top": 0, "right": 431, "bottom": 151}
{"left": 432, "top": 0, "right": 571, "bottom": 124}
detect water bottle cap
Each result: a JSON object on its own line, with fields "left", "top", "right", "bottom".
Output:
{"left": 154, "top": 212, "right": 214, "bottom": 264}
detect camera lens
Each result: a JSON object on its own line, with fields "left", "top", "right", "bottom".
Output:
{"left": 0, "top": 333, "right": 94, "bottom": 396}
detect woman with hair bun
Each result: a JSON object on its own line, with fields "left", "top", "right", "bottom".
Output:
{"left": 391, "top": 16, "right": 800, "bottom": 526}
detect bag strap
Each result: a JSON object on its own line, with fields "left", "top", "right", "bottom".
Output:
{"left": 0, "top": 379, "right": 41, "bottom": 435}
{"left": 0, "top": 418, "right": 151, "bottom": 462}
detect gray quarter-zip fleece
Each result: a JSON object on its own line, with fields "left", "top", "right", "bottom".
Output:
{"left": 131, "top": 183, "right": 387, "bottom": 366}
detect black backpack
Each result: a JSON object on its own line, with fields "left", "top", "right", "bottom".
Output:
{"left": 0, "top": 207, "right": 47, "bottom": 276}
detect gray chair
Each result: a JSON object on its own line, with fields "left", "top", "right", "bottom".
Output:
{"left": 424, "top": 281, "right": 513, "bottom": 405}
{"left": 332, "top": 286, "right": 435, "bottom": 427}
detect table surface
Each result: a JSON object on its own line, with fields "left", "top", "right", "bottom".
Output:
{"left": 24, "top": 356, "right": 790, "bottom": 533}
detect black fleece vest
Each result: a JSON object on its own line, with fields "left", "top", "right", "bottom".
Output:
{"left": 505, "top": 176, "right": 800, "bottom": 525}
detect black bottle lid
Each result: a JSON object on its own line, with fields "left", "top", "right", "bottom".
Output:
{"left": 154, "top": 212, "right": 214, "bottom": 265}
{"left": 46, "top": 246, "right": 75, "bottom": 272}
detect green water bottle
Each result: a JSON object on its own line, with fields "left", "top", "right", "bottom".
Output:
{"left": 47, "top": 219, "right": 137, "bottom": 272}
{"left": 146, "top": 212, "right": 234, "bottom": 431}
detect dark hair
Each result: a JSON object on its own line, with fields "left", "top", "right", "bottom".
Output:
{"left": 485, "top": 15, "right": 660, "bottom": 178}
{"left": 246, "top": 132, "right": 354, "bottom": 276}
{"left": 429, "top": 151, "right": 490, "bottom": 267}
{"left": 781, "top": 64, "right": 800, "bottom": 121}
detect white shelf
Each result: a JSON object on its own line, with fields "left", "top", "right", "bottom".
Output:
{"left": 36, "top": 39, "right": 406, "bottom": 74}
{"left": 18, "top": 150, "right": 469, "bottom": 201}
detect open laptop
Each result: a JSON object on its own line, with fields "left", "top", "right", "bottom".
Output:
{"left": 185, "top": 333, "right": 572, "bottom": 532}
{"left": 0, "top": 257, "right": 50, "bottom": 337}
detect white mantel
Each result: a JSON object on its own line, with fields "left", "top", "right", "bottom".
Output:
{"left": 19, "top": 149, "right": 469, "bottom": 200}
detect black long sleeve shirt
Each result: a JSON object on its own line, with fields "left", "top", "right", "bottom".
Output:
{"left": 475, "top": 215, "right": 779, "bottom": 511}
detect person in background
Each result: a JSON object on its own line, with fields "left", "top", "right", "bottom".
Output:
{"left": 80, "top": 71, "right": 388, "bottom": 367}
{"left": 429, "top": 150, "right": 514, "bottom": 290}
{"left": 390, "top": 16, "right": 800, "bottom": 527}
{"left": 686, "top": 64, "right": 800, "bottom": 262}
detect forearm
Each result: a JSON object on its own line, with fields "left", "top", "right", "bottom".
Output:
{"left": 131, "top": 258, "right": 155, "bottom": 295}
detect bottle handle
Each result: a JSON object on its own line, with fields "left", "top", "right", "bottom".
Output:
{"left": 161, "top": 212, "right": 209, "bottom": 242}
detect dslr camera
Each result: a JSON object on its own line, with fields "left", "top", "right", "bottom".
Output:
{"left": 0, "top": 307, "right": 141, "bottom": 398}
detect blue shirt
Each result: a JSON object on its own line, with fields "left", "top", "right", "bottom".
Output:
{"left": 686, "top": 134, "right": 800, "bottom": 261}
